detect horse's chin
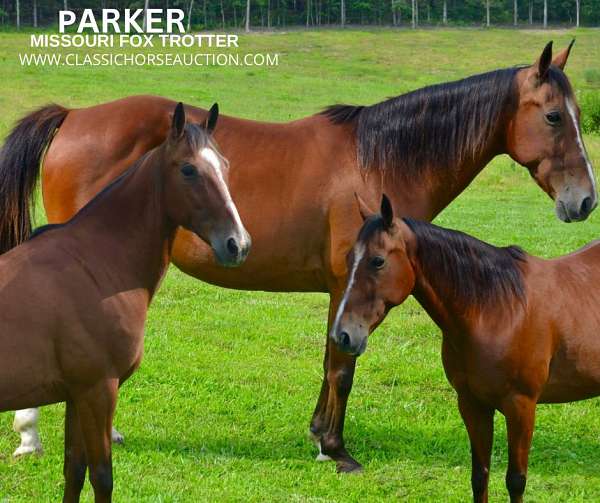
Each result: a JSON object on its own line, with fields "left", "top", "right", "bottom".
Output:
{"left": 555, "top": 200, "right": 573, "bottom": 223}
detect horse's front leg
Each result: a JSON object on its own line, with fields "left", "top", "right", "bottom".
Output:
{"left": 74, "top": 378, "right": 119, "bottom": 503}
{"left": 457, "top": 392, "right": 495, "bottom": 503}
{"left": 63, "top": 400, "right": 87, "bottom": 503}
{"left": 13, "top": 408, "right": 43, "bottom": 457}
{"left": 503, "top": 394, "right": 537, "bottom": 503}
{"left": 310, "top": 290, "right": 362, "bottom": 473}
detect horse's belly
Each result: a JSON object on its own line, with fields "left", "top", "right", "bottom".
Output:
{"left": 171, "top": 228, "right": 329, "bottom": 292}
{"left": 539, "top": 333, "right": 600, "bottom": 403}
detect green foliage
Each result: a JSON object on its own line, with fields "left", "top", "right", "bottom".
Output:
{"left": 584, "top": 68, "right": 600, "bottom": 87}
{"left": 580, "top": 91, "right": 600, "bottom": 134}
{"left": 1, "top": 28, "right": 600, "bottom": 501}
{"left": 1, "top": 0, "right": 600, "bottom": 29}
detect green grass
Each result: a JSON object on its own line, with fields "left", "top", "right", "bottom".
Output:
{"left": 1, "top": 27, "right": 600, "bottom": 502}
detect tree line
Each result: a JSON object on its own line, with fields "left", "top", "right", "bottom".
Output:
{"left": 0, "top": 0, "right": 598, "bottom": 31}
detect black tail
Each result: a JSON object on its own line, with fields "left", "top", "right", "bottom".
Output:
{"left": 0, "top": 104, "right": 69, "bottom": 253}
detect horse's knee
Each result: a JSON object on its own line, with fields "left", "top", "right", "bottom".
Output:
{"left": 506, "top": 470, "right": 526, "bottom": 498}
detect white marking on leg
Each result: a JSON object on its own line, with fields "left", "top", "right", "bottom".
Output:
{"left": 13, "top": 408, "right": 43, "bottom": 457}
{"left": 200, "top": 147, "right": 248, "bottom": 246}
{"left": 316, "top": 441, "right": 332, "bottom": 462}
{"left": 566, "top": 98, "right": 597, "bottom": 194}
{"left": 331, "top": 242, "right": 365, "bottom": 337}
{"left": 111, "top": 427, "right": 124, "bottom": 444}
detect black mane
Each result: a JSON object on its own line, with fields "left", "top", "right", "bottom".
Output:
{"left": 322, "top": 65, "right": 572, "bottom": 178}
{"left": 402, "top": 219, "right": 526, "bottom": 309}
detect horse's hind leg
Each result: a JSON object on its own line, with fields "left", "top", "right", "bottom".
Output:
{"left": 503, "top": 394, "right": 536, "bottom": 503}
{"left": 13, "top": 408, "right": 43, "bottom": 457}
{"left": 457, "top": 393, "right": 495, "bottom": 503}
{"left": 63, "top": 400, "right": 87, "bottom": 503}
{"left": 74, "top": 379, "right": 118, "bottom": 503}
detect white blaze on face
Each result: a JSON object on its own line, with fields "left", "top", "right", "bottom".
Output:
{"left": 566, "top": 98, "right": 597, "bottom": 194}
{"left": 200, "top": 147, "right": 247, "bottom": 242}
{"left": 332, "top": 242, "right": 366, "bottom": 337}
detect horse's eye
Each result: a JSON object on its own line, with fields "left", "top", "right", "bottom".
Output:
{"left": 369, "top": 256, "right": 385, "bottom": 269}
{"left": 545, "top": 111, "right": 561, "bottom": 126}
{"left": 181, "top": 164, "right": 197, "bottom": 178}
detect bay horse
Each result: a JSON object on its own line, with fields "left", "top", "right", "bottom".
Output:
{"left": 0, "top": 42, "right": 595, "bottom": 472}
{"left": 332, "top": 193, "right": 600, "bottom": 502}
{"left": 0, "top": 103, "right": 250, "bottom": 502}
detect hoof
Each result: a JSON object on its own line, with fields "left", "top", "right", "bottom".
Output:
{"left": 13, "top": 444, "right": 43, "bottom": 458}
{"left": 111, "top": 427, "right": 124, "bottom": 445}
{"left": 336, "top": 459, "right": 363, "bottom": 474}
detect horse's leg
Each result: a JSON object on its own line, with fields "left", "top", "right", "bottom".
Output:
{"left": 503, "top": 394, "right": 536, "bottom": 503}
{"left": 309, "top": 289, "right": 362, "bottom": 472}
{"left": 309, "top": 292, "right": 335, "bottom": 453}
{"left": 320, "top": 343, "right": 360, "bottom": 473}
{"left": 75, "top": 379, "right": 118, "bottom": 503}
{"left": 63, "top": 400, "right": 87, "bottom": 503}
{"left": 13, "top": 408, "right": 43, "bottom": 457}
{"left": 458, "top": 393, "right": 495, "bottom": 503}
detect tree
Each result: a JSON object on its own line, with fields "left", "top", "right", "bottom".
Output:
{"left": 485, "top": 0, "right": 490, "bottom": 26}
{"left": 32, "top": 0, "right": 37, "bottom": 27}
{"left": 15, "top": 0, "right": 19, "bottom": 29}
{"left": 514, "top": 0, "right": 517, "bottom": 25}
{"left": 187, "top": 0, "right": 194, "bottom": 30}
{"left": 143, "top": 0, "right": 150, "bottom": 31}
{"left": 245, "top": 0, "right": 251, "bottom": 31}
{"left": 575, "top": 0, "right": 580, "bottom": 26}
{"left": 543, "top": 0, "right": 547, "bottom": 27}
{"left": 341, "top": 0, "right": 346, "bottom": 26}
{"left": 443, "top": 0, "right": 448, "bottom": 24}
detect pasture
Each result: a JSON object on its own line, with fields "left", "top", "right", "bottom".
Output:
{"left": 1, "top": 27, "right": 600, "bottom": 501}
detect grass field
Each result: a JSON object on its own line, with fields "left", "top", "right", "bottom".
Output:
{"left": 1, "top": 27, "right": 600, "bottom": 502}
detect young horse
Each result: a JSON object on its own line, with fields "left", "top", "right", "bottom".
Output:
{"left": 332, "top": 194, "right": 600, "bottom": 502}
{"left": 0, "top": 42, "right": 595, "bottom": 472}
{"left": 0, "top": 103, "right": 250, "bottom": 502}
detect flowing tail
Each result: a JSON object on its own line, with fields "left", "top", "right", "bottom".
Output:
{"left": 0, "top": 104, "right": 69, "bottom": 253}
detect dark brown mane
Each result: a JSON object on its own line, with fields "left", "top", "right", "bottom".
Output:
{"left": 322, "top": 65, "right": 572, "bottom": 178}
{"left": 402, "top": 218, "right": 527, "bottom": 309}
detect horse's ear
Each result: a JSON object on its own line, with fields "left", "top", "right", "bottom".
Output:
{"left": 381, "top": 194, "right": 394, "bottom": 229}
{"left": 355, "top": 192, "right": 375, "bottom": 222}
{"left": 535, "top": 41, "right": 553, "bottom": 81}
{"left": 171, "top": 102, "right": 186, "bottom": 140}
{"left": 552, "top": 39, "right": 575, "bottom": 70}
{"left": 203, "top": 103, "right": 219, "bottom": 134}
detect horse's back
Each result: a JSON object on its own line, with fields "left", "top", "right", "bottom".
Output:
{"left": 43, "top": 95, "right": 362, "bottom": 292}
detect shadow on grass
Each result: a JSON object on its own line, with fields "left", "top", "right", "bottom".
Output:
{"left": 117, "top": 416, "right": 600, "bottom": 478}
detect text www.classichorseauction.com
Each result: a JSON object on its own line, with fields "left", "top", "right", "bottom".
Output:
{"left": 18, "top": 8, "right": 280, "bottom": 67}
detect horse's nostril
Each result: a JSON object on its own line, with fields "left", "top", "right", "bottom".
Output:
{"left": 340, "top": 331, "right": 350, "bottom": 348}
{"left": 227, "top": 237, "right": 239, "bottom": 256}
{"left": 581, "top": 196, "right": 592, "bottom": 216}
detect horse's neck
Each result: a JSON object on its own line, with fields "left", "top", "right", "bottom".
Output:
{"left": 69, "top": 156, "right": 173, "bottom": 297}
{"left": 405, "top": 241, "right": 472, "bottom": 335}
{"left": 387, "top": 145, "right": 503, "bottom": 221}
{"left": 384, "top": 130, "right": 506, "bottom": 221}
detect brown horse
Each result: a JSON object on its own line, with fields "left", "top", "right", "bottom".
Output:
{"left": 0, "top": 103, "right": 250, "bottom": 502}
{"left": 0, "top": 41, "right": 594, "bottom": 472}
{"left": 333, "top": 194, "right": 600, "bottom": 502}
